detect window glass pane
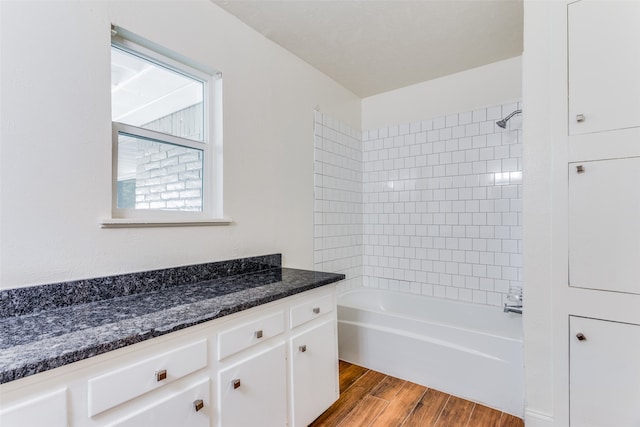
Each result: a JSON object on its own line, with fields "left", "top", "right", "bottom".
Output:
{"left": 111, "top": 46, "right": 204, "bottom": 142}
{"left": 117, "top": 132, "right": 203, "bottom": 211}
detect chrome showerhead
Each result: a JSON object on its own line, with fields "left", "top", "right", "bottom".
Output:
{"left": 496, "top": 109, "right": 522, "bottom": 129}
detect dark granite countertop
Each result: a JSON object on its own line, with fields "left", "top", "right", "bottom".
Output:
{"left": 0, "top": 264, "right": 344, "bottom": 384}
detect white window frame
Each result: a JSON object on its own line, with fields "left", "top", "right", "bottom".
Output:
{"left": 106, "top": 29, "right": 226, "bottom": 227}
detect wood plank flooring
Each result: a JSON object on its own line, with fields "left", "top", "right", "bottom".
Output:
{"left": 310, "top": 361, "right": 524, "bottom": 427}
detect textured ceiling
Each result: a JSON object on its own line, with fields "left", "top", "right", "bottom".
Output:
{"left": 212, "top": 0, "right": 524, "bottom": 97}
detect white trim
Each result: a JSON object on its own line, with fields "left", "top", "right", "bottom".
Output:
{"left": 111, "top": 25, "right": 218, "bottom": 76}
{"left": 114, "top": 122, "right": 205, "bottom": 151}
{"left": 112, "top": 123, "right": 211, "bottom": 220}
{"left": 525, "top": 409, "right": 555, "bottom": 427}
{"left": 100, "top": 218, "right": 232, "bottom": 228}
{"left": 110, "top": 27, "right": 223, "bottom": 222}
{"left": 111, "top": 37, "right": 212, "bottom": 83}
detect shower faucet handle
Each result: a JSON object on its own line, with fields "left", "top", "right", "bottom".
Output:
{"left": 576, "top": 114, "right": 585, "bottom": 122}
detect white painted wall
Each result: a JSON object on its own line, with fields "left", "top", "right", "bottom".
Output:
{"left": 0, "top": 0, "right": 360, "bottom": 289}
{"left": 361, "top": 56, "right": 522, "bottom": 131}
{"left": 521, "top": 2, "right": 560, "bottom": 424}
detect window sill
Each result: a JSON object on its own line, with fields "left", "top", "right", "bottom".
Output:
{"left": 101, "top": 218, "right": 233, "bottom": 228}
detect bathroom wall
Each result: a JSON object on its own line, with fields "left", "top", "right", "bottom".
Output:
{"left": 362, "top": 57, "right": 522, "bottom": 131}
{"left": 0, "top": 0, "right": 360, "bottom": 288}
{"left": 313, "top": 112, "right": 363, "bottom": 292}
{"left": 361, "top": 101, "right": 522, "bottom": 306}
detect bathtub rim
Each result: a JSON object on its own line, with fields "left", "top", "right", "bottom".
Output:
{"left": 337, "top": 287, "right": 523, "bottom": 341}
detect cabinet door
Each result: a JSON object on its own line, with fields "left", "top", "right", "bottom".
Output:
{"left": 570, "top": 317, "right": 640, "bottom": 427}
{"left": 0, "top": 388, "right": 67, "bottom": 427}
{"left": 109, "top": 378, "right": 210, "bottom": 427}
{"left": 218, "top": 343, "right": 287, "bottom": 427}
{"left": 568, "top": 158, "right": 640, "bottom": 295}
{"left": 568, "top": 0, "right": 640, "bottom": 135}
{"left": 290, "top": 320, "right": 338, "bottom": 427}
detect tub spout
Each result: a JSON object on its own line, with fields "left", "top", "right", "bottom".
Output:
{"left": 504, "top": 304, "right": 523, "bottom": 315}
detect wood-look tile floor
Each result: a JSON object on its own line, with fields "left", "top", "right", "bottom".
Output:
{"left": 310, "top": 361, "right": 524, "bottom": 427}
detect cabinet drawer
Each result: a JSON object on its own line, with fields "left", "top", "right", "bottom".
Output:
{"left": 218, "top": 310, "right": 285, "bottom": 360}
{"left": 290, "top": 293, "right": 333, "bottom": 329}
{"left": 88, "top": 339, "right": 207, "bottom": 416}
{"left": 0, "top": 388, "right": 67, "bottom": 427}
{"left": 109, "top": 378, "right": 210, "bottom": 427}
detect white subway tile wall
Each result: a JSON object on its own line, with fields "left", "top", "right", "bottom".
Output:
{"left": 314, "top": 111, "right": 363, "bottom": 292}
{"left": 313, "top": 100, "right": 522, "bottom": 306}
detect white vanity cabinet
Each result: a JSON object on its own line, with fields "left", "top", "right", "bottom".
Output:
{"left": 214, "top": 289, "right": 338, "bottom": 427}
{"left": 568, "top": 0, "right": 640, "bottom": 136}
{"left": 288, "top": 292, "right": 338, "bottom": 427}
{"left": 0, "top": 285, "right": 339, "bottom": 427}
{"left": 0, "top": 387, "right": 68, "bottom": 427}
{"left": 569, "top": 316, "right": 640, "bottom": 427}
{"left": 217, "top": 343, "right": 287, "bottom": 427}
{"left": 289, "top": 319, "right": 338, "bottom": 427}
{"left": 215, "top": 308, "right": 288, "bottom": 427}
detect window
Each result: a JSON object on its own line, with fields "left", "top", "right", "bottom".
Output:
{"left": 109, "top": 27, "right": 223, "bottom": 225}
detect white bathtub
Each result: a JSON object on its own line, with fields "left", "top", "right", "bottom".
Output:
{"left": 338, "top": 288, "right": 524, "bottom": 417}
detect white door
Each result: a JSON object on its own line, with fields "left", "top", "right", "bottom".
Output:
{"left": 290, "top": 320, "right": 339, "bottom": 427}
{"left": 218, "top": 343, "right": 287, "bottom": 427}
{"left": 568, "top": 0, "right": 640, "bottom": 135}
{"left": 570, "top": 316, "right": 640, "bottom": 427}
{"left": 568, "top": 157, "right": 640, "bottom": 295}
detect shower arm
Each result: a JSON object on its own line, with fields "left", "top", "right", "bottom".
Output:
{"left": 496, "top": 109, "right": 522, "bottom": 128}
{"left": 502, "top": 109, "right": 521, "bottom": 122}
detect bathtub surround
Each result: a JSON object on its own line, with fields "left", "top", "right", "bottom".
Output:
{"left": 0, "top": 254, "right": 344, "bottom": 384}
{"left": 363, "top": 101, "right": 523, "bottom": 306}
{"left": 314, "top": 112, "right": 363, "bottom": 293}
{"left": 314, "top": 101, "right": 522, "bottom": 307}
